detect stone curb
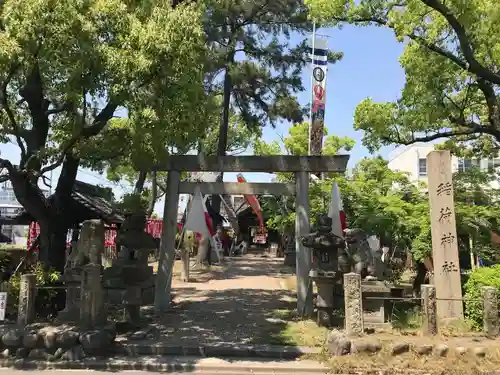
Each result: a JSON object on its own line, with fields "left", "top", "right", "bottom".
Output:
{"left": 0, "top": 358, "right": 329, "bottom": 374}
{"left": 114, "top": 342, "right": 322, "bottom": 359}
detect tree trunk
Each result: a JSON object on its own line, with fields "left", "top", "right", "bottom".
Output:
{"left": 134, "top": 171, "right": 147, "bottom": 195}
{"left": 38, "top": 219, "right": 68, "bottom": 273}
{"left": 146, "top": 171, "right": 158, "bottom": 217}
{"left": 211, "top": 66, "right": 232, "bottom": 215}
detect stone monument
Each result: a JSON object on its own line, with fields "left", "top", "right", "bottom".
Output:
{"left": 79, "top": 220, "right": 107, "bottom": 328}
{"left": 59, "top": 221, "right": 97, "bottom": 322}
{"left": 103, "top": 212, "right": 157, "bottom": 325}
{"left": 427, "top": 151, "right": 463, "bottom": 320}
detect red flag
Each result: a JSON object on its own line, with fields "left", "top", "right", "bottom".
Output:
{"left": 237, "top": 173, "right": 264, "bottom": 231}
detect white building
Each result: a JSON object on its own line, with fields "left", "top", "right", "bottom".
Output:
{"left": 0, "top": 181, "right": 49, "bottom": 245}
{"left": 388, "top": 143, "right": 500, "bottom": 188}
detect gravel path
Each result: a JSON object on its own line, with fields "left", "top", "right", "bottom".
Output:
{"left": 143, "top": 255, "right": 296, "bottom": 345}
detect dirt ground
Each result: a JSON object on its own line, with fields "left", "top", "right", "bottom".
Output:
{"left": 140, "top": 254, "right": 327, "bottom": 346}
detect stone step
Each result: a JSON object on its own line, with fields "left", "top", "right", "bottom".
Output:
{"left": 112, "top": 342, "right": 321, "bottom": 359}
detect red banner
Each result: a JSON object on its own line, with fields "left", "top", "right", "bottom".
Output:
{"left": 27, "top": 219, "right": 164, "bottom": 249}
{"left": 26, "top": 219, "right": 203, "bottom": 251}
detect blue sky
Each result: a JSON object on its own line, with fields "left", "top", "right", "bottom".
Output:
{"left": 0, "top": 24, "right": 406, "bottom": 215}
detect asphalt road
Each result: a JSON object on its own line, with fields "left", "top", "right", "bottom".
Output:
{"left": 0, "top": 356, "right": 330, "bottom": 375}
{"left": 0, "top": 370, "right": 328, "bottom": 375}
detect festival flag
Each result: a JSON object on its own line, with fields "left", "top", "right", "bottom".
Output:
{"left": 184, "top": 189, "right": 213, "bottom": 238}
{"left": 328, "top": 181, "right": 346, "bottom": 238}
{"left": 307, "top": 37, "right": 328, "bottom": 156}
{"left": 236, "top": 173, "right": 264, "bottom": 231}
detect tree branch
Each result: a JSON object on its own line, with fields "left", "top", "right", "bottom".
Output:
{"left": 45, "top": 101, "right": 73, "bottom": 116}
{"left": 334, "top": 4, "right": 500, "bottom": 85}
{"left": 420, "top": 0, "right": 500, "bottom": 85}
{"left": 381, "top": 123, "right": 492, "bottom": 146}
{"left": 38, "top": 100, "right": 119, "bottom": 176}
{"left": 0, "top": 158, "right": 15, "bottom": 175}
{"left": 0, "top": 63, "right": 26, "bottom": 160}
{"left": 475, "top": 78, "right": 500, "bottom": 129}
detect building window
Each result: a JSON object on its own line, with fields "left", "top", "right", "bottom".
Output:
{"left": 488, "top": 158, "right": 500, "bottom": 171}
{"left": 458, "top": 158, "right": 474, "bottom": 172}
{"left": 418, "top": 158, "right": 427, "bottom": 176}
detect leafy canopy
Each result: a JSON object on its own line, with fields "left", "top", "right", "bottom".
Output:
{"left": 0, "top": 0, "right": 208, "bottom": 196}
{"left": 305, "top": 0, "right": 500, "bottom": 154}
{"left": 254, "top": 122, "right": 354, "bottom": 232}
{"left": 256, "top": 124, "right": 500, "bottom": 263}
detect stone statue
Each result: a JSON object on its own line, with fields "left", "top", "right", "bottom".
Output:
{"left": 67, "top": 219, "right": 105, "bottom": 268}
{"left": 342, "top": 228, "right": 386, "bottom": 280}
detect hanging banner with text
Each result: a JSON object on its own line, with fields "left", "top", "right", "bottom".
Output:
{"left": 308, "top": 38, "right": 328, "bottom": 156}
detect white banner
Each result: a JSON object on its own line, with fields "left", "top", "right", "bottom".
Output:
{"left": 0, "top": 292, "right": 7, "bottom": 321}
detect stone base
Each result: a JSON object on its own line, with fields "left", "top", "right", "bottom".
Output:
{"left": 106, "top": 285, "right": 155, "bottom": 306}
{"left": 363, "top": 321, "right": 391, "bottom": 330}
{"left": 57, "top": 309, "right": 80, "bottom": 322}
{"left": 362, "top": 281, "right": 391, "bottom": 326}
{"left": 283, "top": 253, "right": 296, "bottom": 267}
{"left": 103, "top": 265, "right": 154, "bottom": 286}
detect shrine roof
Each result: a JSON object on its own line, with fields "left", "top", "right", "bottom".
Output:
{"left": 0, "top": 180, "right": 124, "bottom": 226}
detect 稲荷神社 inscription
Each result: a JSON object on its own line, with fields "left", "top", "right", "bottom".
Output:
{"left": 427, "top": 151, "right": 464, "bottom": 321}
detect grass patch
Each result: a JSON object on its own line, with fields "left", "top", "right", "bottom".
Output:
{"left": 0, "top": 244, "right": 26, "bottom": 251}
{"left": 265, "top": 307, "right": 329, "bottom": 347}
{"left": 318, "top": 347, "right": 500, "bottom": 375}
{"left": 438, "top": 318, "right": 477, "bottom": 337}
{"left": 389, "top": 302, "right": 422, "bottom": 332}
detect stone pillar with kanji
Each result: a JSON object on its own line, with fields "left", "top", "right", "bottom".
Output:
{"left": 427, "top": 151, "right": 463, "bottom": 322}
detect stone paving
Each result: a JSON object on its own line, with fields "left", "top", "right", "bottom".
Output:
{"left": 131, "top": 255, "right": 297, "bottom": 346}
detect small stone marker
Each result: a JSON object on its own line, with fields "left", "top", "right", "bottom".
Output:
{"left": 343, "top": 272, "right": 363, "bottom": 335}
{"left": 79, "top": 220, "right": 106, "bottom": 328}
{"left": 427, "top": 151, "right": 464, "bottom": 320}
{"left": 80, "top": 264, "right": 106, "bottom": 328}
{"left": 482, "top": 286, "right": 498, "bottom": 337}
{"left": 18, "top": 274, "right": 36, "bottom": 325}
{"left": 421, "top": 284, "right": 437, "bottom": 335}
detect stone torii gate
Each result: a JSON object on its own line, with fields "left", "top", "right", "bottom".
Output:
{"left": 153, "top": 155, "right": 349, "bottom": 316}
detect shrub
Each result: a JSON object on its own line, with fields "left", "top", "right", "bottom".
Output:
{"left": 6, "top": 263, "right": 61, "bottom": 319}
{"left": 464, "top": 265, "right": 500, "bottom": 330}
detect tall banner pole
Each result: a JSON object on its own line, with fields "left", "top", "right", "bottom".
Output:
{"left": 307, "top": 27, "right": 328, "bottom": 157}
{"left": 308, "top": 22, "right": 316, "bottom": 155}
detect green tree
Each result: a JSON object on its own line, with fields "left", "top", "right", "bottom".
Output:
{"left": 255, "top": 122, "right": 355, "bottom": 232}
{"left": 0, "top": 0, "right": 209, "bottom": 271}
{"left": 259, "top": 124, "right": 500, "bottom": 266}
{"left": 204, "top": 0, "right": 344, "bottom": 212}
{"left": 305, "top": 0, "right": 500, "bottom": 154}
{"left": 103, "top": 110, "right": 260, "bottom": 217}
